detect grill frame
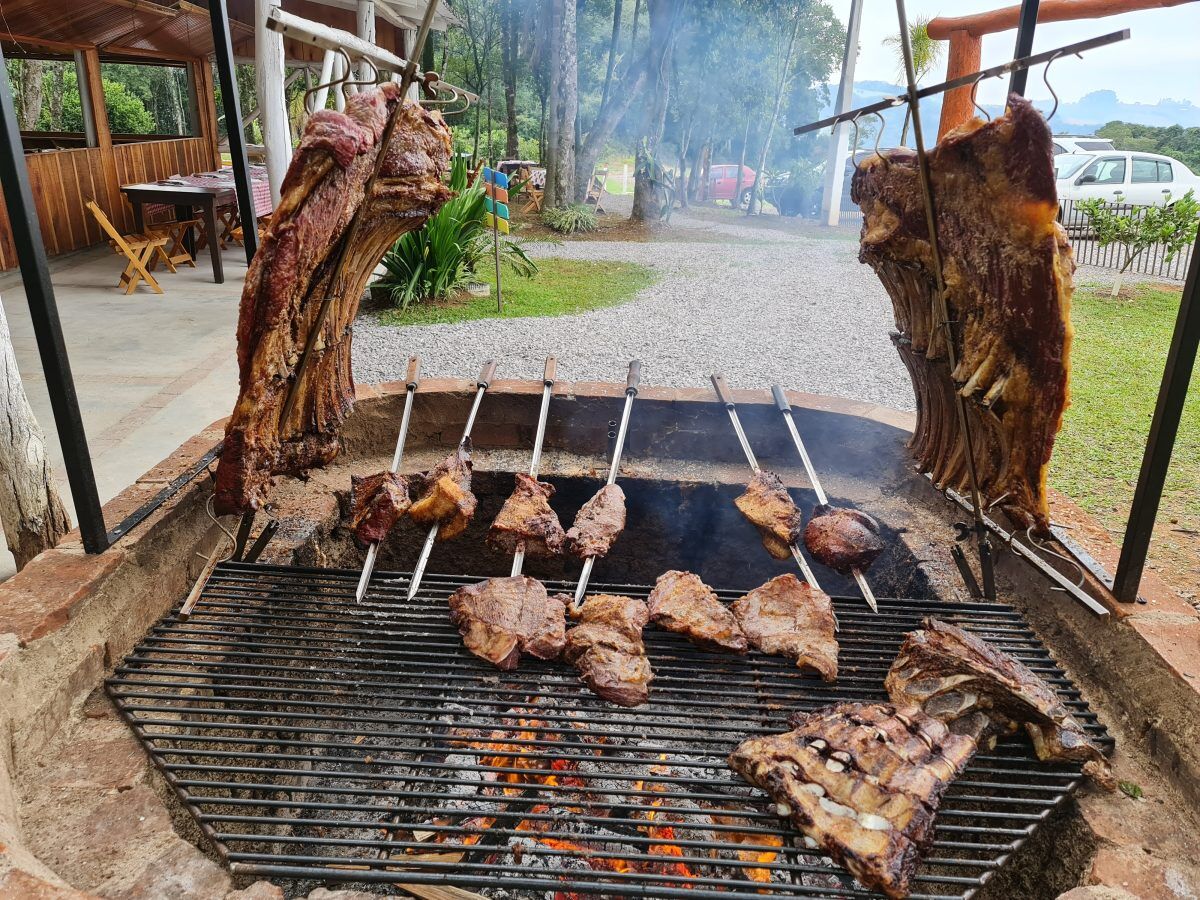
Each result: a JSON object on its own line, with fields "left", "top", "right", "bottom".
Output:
{"left": 107, "top": 561, "right": 1112, "bottom": 899}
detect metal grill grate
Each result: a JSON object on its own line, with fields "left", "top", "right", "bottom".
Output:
{"left": 107, "top": 562, "right": 1111, "bottom": 899}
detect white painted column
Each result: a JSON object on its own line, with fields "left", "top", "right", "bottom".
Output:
{"left": 403, "top": 28, "right": 419, "bottom": 99}
{"left": 255, "top": 0, "right": 292, "bottom": 206}
{"left": 332, "top": 52, "right": 347, "bottom": 111}
{"left": 821, "top": 0, "right": 863, "bottom": 228}
{"left": 311, "top": 49, "right": 335, "bottom": 112}
{"left": 357, "top": 0, "right": 377, "bottom": 74}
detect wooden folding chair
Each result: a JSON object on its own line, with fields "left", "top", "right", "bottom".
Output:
{"left": 585, "top": 167, "right": 609, "bottom": 214}
{"left": 85, "top": 200, "right": 171, "bottom": 294}
{"left": 230, "top": 213, "right": 271, "bottom": 246}
{"left": 155, "top": 217, "right": 201, "bottom": 269}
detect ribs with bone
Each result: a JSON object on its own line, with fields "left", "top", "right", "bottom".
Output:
{"left": 647, "top": 570, "right": 747, "bottom": 653}
{"left": 564, "top": 594, "right": 653, "bottom": 707}
{"left": 349, "top": 471, "right": 410, "bottom": 545}
{"left": 852, "top": 96, "right": 1073, "bottom": 535}
{"left": 488, "top": 473, "right": 566, "bottom": 557}
{"left": 214, "top": 86, "right": 453, "bottom": 514}
{"left": 886, "top": 618, "right": 1114, "bottom": 789}
{"left": 730, "top": 574, "right": 838, "bottom": 681}
{"left": 735, "top": 471, "right": 804, "bottom": 560}
{"left": 565, "top": 483, "right": 626, "bottom": 559}
{"left": 448, "top": 575, "right": 567, "bottom": 670}
{"left": 728, "top": 701, "right": 978, "bottom": 899}
{"left": 804, "top": 505, "right": 886, "bottom": 574}
{"left": 408, "top": 442, "right": 477, "bottom": 540}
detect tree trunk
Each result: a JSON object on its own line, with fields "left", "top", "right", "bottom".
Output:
{"left": 48, "top": 63, "right": 66, "bottom": 132}
{"left": 630, "top": 0, "right": 643, "bottom": 53}
{"left": 600, "top": 0, "right": 624, "bottom": 114}
{"left": 631, "top": 0, "right": 681, "bottom": 222}
{"left": 733, "top": 112, "right": 750, "bottom": 208}
{"left": 676, "top": 116, "right": 692, "bottom": 209}
{"left": 694, "top": 134, "right": 711, "bottom": 202}
{"left": 747, "top": 10, "right": 801, "bottom": 216}
{"left": 544, "top": 0, "right": 577, "bottom": 207}
{"left": 502, "top": 0, "right": 520, "bottom": 158}
{"left": 18, "top": 60, "right": 45, "bottom": 131}
{"left": 0, "top": 299, "right": 70, "bottom": 570}
{"left": 573, "top": 55, "right": 648, "bottom": 202}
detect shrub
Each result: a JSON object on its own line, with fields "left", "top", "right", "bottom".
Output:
{"left": 375, "top": 155, "right": 536, "bottom": 308}
{"left": 541, "top": 203, "right": 598, "bottom": 235}
{"left": 1078, "top": 190, "right": 1199, "bottom": 296}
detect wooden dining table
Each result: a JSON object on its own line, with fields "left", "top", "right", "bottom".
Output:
{"left": 120, "top": 182, "right": 233, "bottom": 284}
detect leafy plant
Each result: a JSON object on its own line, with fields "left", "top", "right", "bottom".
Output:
{"left": 1078, "top": 191, "right": 1199, "bottom": 297}
{"left": 541, "top": 203, "right": 599, "bottom": 235}
{"left": 883, "top": 17, "right": 946, "bottom": 145}
{"left": 375, "top": 155, "right": 536, "bottom": 308}
{"left": 1118, "top": 780, "right": 1144, "bottom": 800}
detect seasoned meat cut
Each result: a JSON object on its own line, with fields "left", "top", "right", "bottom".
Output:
{"left": 564, "top": 594, "right": 653, "bottom": 707}
{"left": 448, "top": 576, "right": 567, "bottom": 670}
{"left": 886, "top": 618, "right": 1113, "bottom": 789}
{"left": 488, "top": 473, "right": 566, "bottom": 557}
{"left": 852, "top": 96, "right": 1073, "bottom": 534}
{"left": 735, "top": 471, "right": 803, "bottom": 560}
{"left": 349, "top": 471, "right": 410, "bottom": 545}
{"left": 566, "top": 484, "right": 626, "bottom": 559}
{"left": 728, "top": 701, "right": 978, "bottom": 899}
{"left": 804, "top": 504, "right": 886, "bottom": 573}
{"left": 214, "top": 87, "right": 452, "bottom": 514}
{"left": 647, "top": 570, "right": 747, "bottom": 653}
{"left": 409, "top": 442, "right": 477, "bottom": 540}
{"left": 731, "top": 574, "right": 837, "bottom": 681}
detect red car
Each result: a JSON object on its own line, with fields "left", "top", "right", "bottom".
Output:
{"left": 708, "top": 164, "right": 757, "bottom": 206}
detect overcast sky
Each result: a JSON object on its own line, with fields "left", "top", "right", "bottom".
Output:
{"left": 823, "top": 1, "right": 1200, "bottom": 108}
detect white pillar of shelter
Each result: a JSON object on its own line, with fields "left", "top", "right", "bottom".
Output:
{"left": 333, "top": 52, "right": 347, "bottom": 110}
{"left": 357, "top": 0, "right": 377, "bottom": 73}
{"left": 312, "top": 48, "right": 335, "bottom": 112}
{"left": 256, "top": 0, "right": 292, "bottom": 206}
{"left": 821, "top": 0, "right": 863, "bottom": 228}
{"left": 403, "top": 28, "right": 419, "bottom": 99}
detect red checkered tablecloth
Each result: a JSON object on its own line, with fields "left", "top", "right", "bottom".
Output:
{"left": 143, "top": 166, "right": 274, "bottom": 221}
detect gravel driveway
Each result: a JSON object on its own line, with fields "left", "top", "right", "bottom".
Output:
{"left": 352, "top": 200, "right": 913, "bottom": 410}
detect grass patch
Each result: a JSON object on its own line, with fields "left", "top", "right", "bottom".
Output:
{"left": 376, "top": 257, "right": 656, "bottom": 327}
{"left": 1051, "top": 282, "right": 1199, "bottom": 547}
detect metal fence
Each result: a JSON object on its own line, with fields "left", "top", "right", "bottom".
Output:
{"left": 1058, "top": 198, "right": 1192, "bottom": 281}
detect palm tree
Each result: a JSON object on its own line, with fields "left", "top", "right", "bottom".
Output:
{"left": 883, "top": 16, "right": 945, "bottom": 146}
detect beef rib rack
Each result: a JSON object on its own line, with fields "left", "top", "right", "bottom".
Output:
{"left": 852, "top": 96, "right": 1073, "bottom": 535}
{"left": 214, "top": 85, "right": 453, "bottom": 514}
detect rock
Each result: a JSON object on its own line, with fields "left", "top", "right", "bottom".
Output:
{"left": 225, "top": 882, "right": 285, "bottom": 900}
{"left": 0, "top": 868, "right": 95, "bottom": 899}
{"left": 102, "top": 842, "right": 230, "bottom": 899}
{"left": 1058, "top": 888, "right": 1139, "bottom": 900}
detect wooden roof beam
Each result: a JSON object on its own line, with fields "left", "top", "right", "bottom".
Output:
{"left": 94, "top": 0, "right": 179, "bottom": 18}
{"left": 928, "top": 0, "right": 1194, "bottom": 38}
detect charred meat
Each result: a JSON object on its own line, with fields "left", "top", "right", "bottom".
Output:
{"left": 735, "top": 471, "right": 803, "bottom": 560}
{"left": 804, "top": 504, "right": 886, "bottom": 573}
{"left": 886, "top": 618, "right": 1113, "bottom": 789}
{"left": 728, "top": 701, "right": 978, "bottom": 899}
{"left": 349, "top": 471, "right": 410, "bottom": 545}
{"left": 214, "top": 88, "right": 452, "bottom": 514}
{"left": 731, "top": 574, "right": 837, "bottom": 681}
{"left": 565, "top": 484, "right": 626, "bottom": 559}
{"left": 647, "top": 570, "right": 747, "bottom": 653}
{"left": 488, "top": 473, "right": 566, "bottom": 557}
{"left": 409, "top": 442, "right": 477, "bottom": 540}
{"left": 448, "top": 576, "right": 567, "bottom": 670}
{"left": 564, "top": 594, "right": 653, "bottom": 707}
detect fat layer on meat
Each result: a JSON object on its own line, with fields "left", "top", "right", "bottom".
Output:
{"left": 488, "top": 473, "right": 566, "bottom": 557}
{"left": 728, "top": 701, "right": 978, "bottom": 899}
{"left": 731, "top": 574, "right": 838, "bottom": 681}
{"left": 566, "top": 483, "right": 626, "bottom": 559}
{"left": 885, "top": 618, "right": 1114, "bottom": 789}
{"left": 349, "top": 471, "right": 410, "bottom": 545}
{"left": 735, "top": 471, "right": 803, "bottom": 560}
{"left": 804, "top": 504, "right": 886, "bottom": 574}
{"left": 647, "top": 570, "right": 747, "bottom": 653}
{"left": 448, "top": 576, "right": 566, "bottom": 670}
{"left": 564, "top": 594, "right": 653, "bottom": 707}
{"left": 409, "top": 442, "right": 477, "bottom": 540}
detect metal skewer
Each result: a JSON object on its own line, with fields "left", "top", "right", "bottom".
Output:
{"left": 572, "top": 360, "right": 641, "bottom": 610}
{"left": 407, "top": 359, "right": 497, "bottom": 601}
{"left": 710, "top": 374, "right": 823, "bottom": 594}
{"left": 771, "top": 385, "right": 878, "bottom": 612}
{"left": 511, "top": 356, "right": 558, "bottom": 576}
{"left": 354, "top": 355, "right": 421, "bottom": 602}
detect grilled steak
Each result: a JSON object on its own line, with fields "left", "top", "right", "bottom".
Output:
{"left": 731, "top": 574, "right": 837, "bottom": 681}
{"left": 409, "top": 442, "right": 477, "bottom": 540}
{"left": 488, "top": 473, "right": 566, "bottom": 557}
{"left": 853, "top": 97, "right": 1073, "bottom": 535}
{"left": 728, "top": 701, "right": 978, "bottom": 899}
{"left": 886, "top": 618, "right": 1114, "bottom": 789}
{"left": 804, "top": 504, "right": 886, "bottom": 573}
{"left": 566, "top": 484, "right": 626, "bottom": 559}
{"left": 214, "top": 87, "right": 453, "bottom": 514}
{"left": 647, "top": 570, "right": 747, "bottom": 653}
{"left": 349, "top": 471, "right": 410, "bottom": 545}
{"left": 448, "top": 576, "right": 567, "bottom": 670}
{"left": 564, "top": 594, "right": 653, "bottom": 707}
{"left": 735, "top": 471, "right": 803, "bottom": 560}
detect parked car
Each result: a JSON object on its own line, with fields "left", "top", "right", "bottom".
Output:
{"left": 1056, "top": 150, "right": 1200, "bottom": 207}
{"left": 708, "top": 163, "right": 757, "bottom": 207}
{"left": 1051, "top": 135, "right": 1115, "bottom": 155}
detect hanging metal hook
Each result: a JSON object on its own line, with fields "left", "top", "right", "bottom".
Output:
{"left": 304, "top": 48, "right": 352, "bottom": 114}
{"left": 343, "top": 55, "right": 381, "bottom": 92}
{"left": 872, "top": 110, "right": 890, "bottom": 168}
{"left": 1042, "top": 50, "right": 1065, "bottom": 122}
{"left": 970, "top": 73, "right": 992, "bottom": 122}
{"left": 849, "top": 114, "right": 863, "bottom": 169}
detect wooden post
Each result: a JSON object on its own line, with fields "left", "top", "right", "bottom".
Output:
{"left": 256, "top": 0, "right": 291, "bottom": 206}
{"left": 937, "top": 31, "right": 983, "bottom": 140}
{"left": 821, "top": 0, "right": 863, "bottom": 226}
{"left": 357, "top": 0, "right": 377, "bottom": 85}
{"left": 0, "top": 296, "right": 70, "bottom": 569}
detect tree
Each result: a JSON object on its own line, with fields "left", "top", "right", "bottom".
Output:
{"left": 883, "top": 16, "right": 944, "bottom": 145}
{"left": 630, "top": 0, "right": 686, "bottom": 222}
{"left": 16, "top": 59, "right": 44, "bottom": 131}
{"left": 747, "top": 5, "right": 802, "bottom": 215}
{"left": 1078, "top": 190, "right": 1200, "bottom": 296}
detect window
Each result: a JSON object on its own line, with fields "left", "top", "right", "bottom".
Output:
{"left": 1076, "top": 140, "right": 1115, "bottom": 151}
{"left": 1080, "top": 157, "right": 1126, "bottom": 185}
{"left": 99, "top": 60, "right": 196, "bottom": 138}
{"left": 1132, "top": 158, "right": 1159, "bottom": 183}
{"left": 1054, "top": 155, "right": 1092, "bottom": 179}
{"left": 3, "top": 52, "right": 91, "bottom": 149}
{"left": 1157, "top": 160, "right": 1174, "bottom": 183}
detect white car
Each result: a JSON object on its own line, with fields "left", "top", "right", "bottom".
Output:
{"left": 1052, "top": 135, "right": 1115, "bottom": 155}
{"left": 1055, "top": 150, "right": 1200, "bottom": 207}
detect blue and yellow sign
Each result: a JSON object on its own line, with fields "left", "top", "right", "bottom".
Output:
{"left": 482, "top": 168, "right": 511, "bottom": 233}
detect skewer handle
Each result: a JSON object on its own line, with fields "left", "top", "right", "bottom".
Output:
{"left": 710, "top": 373, "right": 734, "bottom": 408}
{"left": 180, "top": 539, "right": 226, "bottom": 620}
{"left": 771, "top": 384, "right": 790, "bottom": 412}
{"left": 543, "top": 356, "right": 557, "bottom": 385}
{"left": 477, "top": 359, "right": 497, "bottom": 388}
{"left": 626, "top": 360, "right": 642, "bottom": 394}
{"left": 406, "top": 355, "right": 422, "bottom": 389}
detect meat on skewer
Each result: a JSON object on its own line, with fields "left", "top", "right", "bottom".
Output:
{"left": 448, "top": 575, "right": 567, "bottom": 670}
{"left": 734, "top": 471, "right": 804, "bottom": 560}
{"left": 564, "top": 594, "right": 653, "bottom": 707}
{"left": 728, "top": 701, "right": 978, "bottom": 899}
{"left": 349, "top": 471, "right": 411, "bottom": 545}
{"left": 566, "top": 483, "right": 627, "bottom": 560}
{"left": 408, "top": 440, "right": 477, "bottom": 540}
{"left": 488, "top": 473, "right": 566, "bottom": 557}
{"left": 731, "top": 574, "right": 838, "bottom": 681}
{"left": 647, "top": 570, "right": 747, "bottom": 653}
{"left": 803, "top": 504, "right": 887, "bottom": 574}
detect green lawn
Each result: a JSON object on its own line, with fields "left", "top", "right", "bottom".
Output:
{"left": 376, "top": 258, "right": 656, "bottom": 327}
{"left": 1051, "top": 282, "right": 1199, "bottom": 546}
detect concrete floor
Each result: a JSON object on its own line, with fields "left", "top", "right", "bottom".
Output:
{"left": 0, "top": 243, "right": 246, "bottom": 580}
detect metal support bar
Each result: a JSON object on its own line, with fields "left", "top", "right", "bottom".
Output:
{"left": 0, "top": 45, "right": 108, "bottom": 554}
{"left": 511, "top": 357, "right": 557, "bottom": 577}
{"left": 208, "top": 0, "right": 259, "bottom": 263}
{"left": 1008, "top": 0, "right": 1041, "bottom": 96}
{"left": 1113, "top": 227, "right": 1200, "bottom": 602}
